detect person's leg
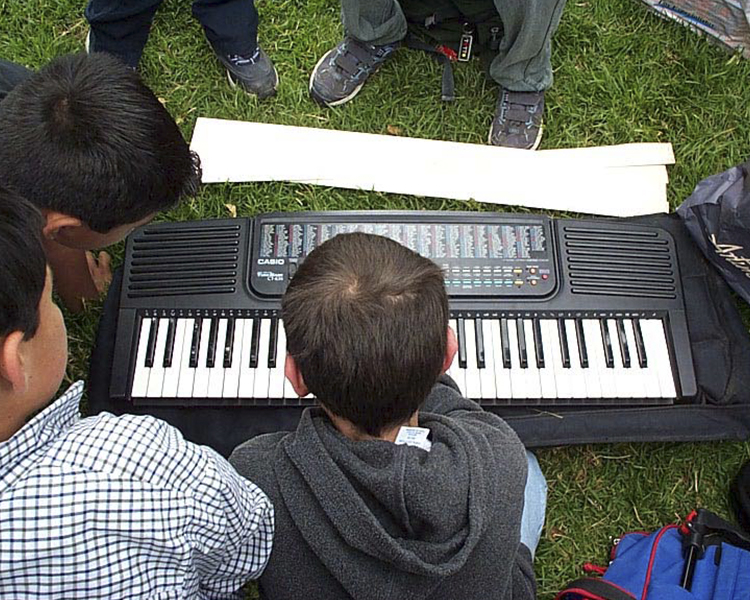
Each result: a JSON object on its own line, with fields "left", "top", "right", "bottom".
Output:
{"left": 340, "top": 0, "right": 407, "bottom": 45}
{"left": 84, "top": 0, "right": 162, "bottom": 68}
{"left": 488, "top": 0, "right": 566, "bottom": 148}
{"left": 0, "top": 60, "right": 33, "bottom": 102}
{"left": 489, "top": 0, "right": 566, "bottom": 92}
{"left": 192, "top": 0, "right": 258, "bottom": 57}
{"left": 486, "top": 0, "right": 566, "bottom": 149}
{"left": 192, "top": 0, "right": 277, "bottom": 98}
{"left": 519, "top": 450, "right": 547, "bottom": 558}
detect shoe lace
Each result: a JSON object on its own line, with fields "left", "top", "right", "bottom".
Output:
{"left": 227, "top": 48, "right": 261, "bottom": 66}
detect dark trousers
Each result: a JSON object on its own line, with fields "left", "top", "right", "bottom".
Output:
{"left": 85, "top": 0, "right": 259, "bottom": 68}
{"left": 0, "top": 60, "right": 33, "bottom": 102}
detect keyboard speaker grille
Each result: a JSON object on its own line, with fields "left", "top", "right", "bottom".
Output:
{"left": 125, "top": 223, "right": 241, "bottom": 298}
{"left": 562, "top": 226, "right": 677, "bottom": 299}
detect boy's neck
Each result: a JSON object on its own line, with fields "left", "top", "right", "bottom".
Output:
{"left": 0, "top": 391, "right": 30, "bottom": 443}
{"left": 327, "top": 411, "right": 420, "bottom": 442}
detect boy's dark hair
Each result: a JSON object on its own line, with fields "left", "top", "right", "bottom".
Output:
{"left": 0, "top": 53, "right": 201, "bottom": 233}
{"left": 0, "top": 186, "right": 46, "bottom": 339}
{"left": 282, "top": 233, "right": 449, "bottom": 436}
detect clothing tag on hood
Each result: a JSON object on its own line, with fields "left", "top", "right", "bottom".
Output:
{"left": 394, "top": 426, "right": 432, "bottom": 452}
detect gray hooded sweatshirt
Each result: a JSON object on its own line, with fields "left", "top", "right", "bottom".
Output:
{"left": 229, "top": 376, "right": 535, "bottom": 600}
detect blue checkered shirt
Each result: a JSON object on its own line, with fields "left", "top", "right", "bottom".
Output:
{"left": 0, "top": 381, "right": 274, "bottom": 599}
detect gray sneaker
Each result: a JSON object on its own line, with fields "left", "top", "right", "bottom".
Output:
{"left": 216, "top": 47, "right": 278, "bottom": 100}
{"left": 309, "top": 37, "right": 398, "bottom": 107}
{"left": 489, "top": 88, "right": 544, "bottom": 150}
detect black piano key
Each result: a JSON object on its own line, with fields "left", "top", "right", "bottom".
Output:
{"left": 162, "top": 317, "right": 177, "bottom": 368}
{"left": 575, "top": 319, "right": 589, "bottom": 368}
{"left": 144, "top": 318, "right": 159, "bottom": 368}
{"left": 249, "top": 318, "right": 261, "bottom": 368}
{"left": 457, "top": 318, "right": 467, "bottom": 369}
{"left": 223, "top": 317, "right": 236, "bottom": 368}
{"left": 558, "top": 319, "right": 571, "bottom": 369}
{"left": 189, "top": 318, "right": 202, "bottom": 368}
{"left": 268, "top": 318, "right": 279, "bottom": 368}
{"left": 206, "top": 317, "right": 219, "bottom": 368}
{"left": 516, "top": 318, "right": 528, "bottom": 368}
{"left": 600, "top": 319, "right": 615, "bottom": 368}
{"left": 474, "top": 319, "right": 486, "bottom": 369}
{"left": 500, "top": 318, "right": 511, "bottom": 368}
{"left": 616, "top": 319, "right": 631, "bottom": 368}
{"left": 532, "top": 319, "right": 545, "bottom": 368}
{"left": 633, "top": 319, "right": 648, "bottom": 368}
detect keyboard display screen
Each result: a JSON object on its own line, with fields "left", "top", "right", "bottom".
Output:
{"left": 259, "top": 222, "right": 548, "bottom": 261}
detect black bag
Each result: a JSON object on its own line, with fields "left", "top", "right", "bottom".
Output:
{"left": 400, "top": 0, "right": 503, "bottom": 100}
{"left": 88, "top": 214, "right": 750, "bottom": 456}
{"left": 731, "top": 460, "right": 750, "bottom": 535}
{"left": 677, "top": 159, "right": 750, "bottom": 306}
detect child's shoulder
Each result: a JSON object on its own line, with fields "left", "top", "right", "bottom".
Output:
{"left": 41, "top": 411, "right": 214, "bottom": 490}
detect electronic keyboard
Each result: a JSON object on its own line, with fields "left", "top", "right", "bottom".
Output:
{"left": 109, "top": 211, "right": 697, "bottom": 407}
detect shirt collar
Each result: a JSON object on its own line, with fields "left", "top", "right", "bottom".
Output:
{"left": 0, "top": 381, "right": 84, "bottom": 470}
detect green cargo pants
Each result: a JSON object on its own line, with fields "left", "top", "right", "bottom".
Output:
{"left": 339, "top": 0, "right": 566, "bottom": 91}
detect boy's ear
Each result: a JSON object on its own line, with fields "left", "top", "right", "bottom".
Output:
{"left": 42, "top": 211, "right": 83, "bottom": 241}
{"left": 285, "top": 354, "right": 309, "bottom": 397}
{"left": 0, "top": 331, "right": 28, "bottom": 393}
{"left": 442, "top": 326, "right": 458, "bottom": 374}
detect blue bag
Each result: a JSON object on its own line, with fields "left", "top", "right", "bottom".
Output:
{"left": 557, "top": 510, "right": 750, "bottom": 600}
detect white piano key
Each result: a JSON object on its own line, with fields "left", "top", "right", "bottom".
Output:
{"left": 565, "top": 319, "right": 590, "bottom": 399}
{"left": 279, "top": 321, "right": 297, "bottom": 399}
{"left": 608, "top": 319, "right": 633, "bottom": 399}
{"left": 207, "top": 318, "right": 228, "bottom": 398}
{"left": 192, "top": 318, "right": 212, "bottom": 397}
{"left": 478, "top": 320, "right": 496, "bottom": 399}
{"left": 161, "top": 319, "right": 186, "bottom": 398}
{"left": 621, "top": 319, "right": 648, "bottom": 399}
{"left": 269, "top": 321, "right": 287, "bottom": 398}
{"left": 539, "top": 320, "right": 561, "bottom": 399}
{"left": 640, "top": 319, "right": 676, "bottom": 398}
{"left": 629, "top": 320, "right": 659, "bottom": 398}
{"left": 447, "top": 319, "right": 466, "bottom": 395}
{"left": 522, "top": 319, "right": 542, "bottom": 399}
{"left": 177, "top": 318, "right": 197, "bottom": 398}
{"left": 253, "top": 319, "right": 272, "bottom": 399}
{"left": 582, "top": 319, "right": 611, "bottom": 398}
{"left": 507, "top": 319, "right": 527, "bottom": 399}
{"left": 145, "top": 318, "right": 169, "bottom": 398}
{"left": 238, "top": 319, "right": 256, "bottom": 398}
{"left": 491, "top": 319, "right": 512, "bottom": 399}
{"left": 223, "top": 318, "right": 244, "bottom": 399}
{"left": 131, "top": 318, "right": 153, "bottom": 398}
{"left": 463, "top": 319, "right": 483, "bottom": 399}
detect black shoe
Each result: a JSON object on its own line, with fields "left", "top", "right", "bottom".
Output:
{"left": 216, "top": 47, "right": 278, "bottom": 99}
{"left": 489, "top": 87, "right": 544, "bottom": 150}
{"left": 309, "top": 37, "right": 398, "bottom": 107}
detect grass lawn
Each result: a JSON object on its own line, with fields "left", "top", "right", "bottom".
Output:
{"left": 3, "top": 0, "right": 750, "bottom": 597}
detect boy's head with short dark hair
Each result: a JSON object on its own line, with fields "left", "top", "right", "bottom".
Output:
{"left": 0, "top": 185, "right": 68, "bottom": 442}
{"left": 0, "top": 52, "right": 201, "bottom": 238}
{"left": 0, "top": 186, "right": 47, "bottom": 340}
{"left": 282, "top": 232, "right": 453, "bottom": 437}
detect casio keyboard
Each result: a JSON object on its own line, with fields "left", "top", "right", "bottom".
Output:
{"left": 109, "top": 211, "right": 697, "bottom": 408}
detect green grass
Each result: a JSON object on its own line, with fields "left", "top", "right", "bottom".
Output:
{"left": 3, "top": 0, "right": 750, "bottom": 597}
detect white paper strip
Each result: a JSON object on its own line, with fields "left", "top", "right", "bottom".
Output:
{"left": 190, "top": 118, "right": 674, "bottom": 217}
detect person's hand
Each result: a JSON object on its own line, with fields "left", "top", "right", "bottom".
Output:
{"left": 86, "top": 250, "right": 113, "bottom": 295}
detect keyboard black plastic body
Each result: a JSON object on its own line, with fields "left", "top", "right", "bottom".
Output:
{"left": 109, "top": 211, "right": 697, "bottom": 407}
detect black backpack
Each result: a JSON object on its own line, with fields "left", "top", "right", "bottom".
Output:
{"left": 400, "top": 0, "right": 503, "bottom": 100}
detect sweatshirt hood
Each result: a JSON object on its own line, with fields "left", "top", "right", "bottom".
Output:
{"left": 274, "top": 407, "right": 507, "bottom": 600}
